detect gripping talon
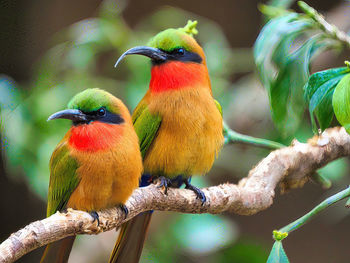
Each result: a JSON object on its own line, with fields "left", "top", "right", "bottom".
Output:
{"left": 184, "top": 179, "right": 207, "bottom": 205}
{"left": 156, "top": 176, "right": 172, "bottom": 195}
{"left": 60, "top": 208, "right": 68, "bottom": 214}
{"left": 90, "top": 211, "right": 100, "bottom": 226}
{"left": 120, "top": 204, "right": 129, "bottom": 219}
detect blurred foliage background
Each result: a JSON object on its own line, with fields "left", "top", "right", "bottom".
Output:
{"left": 1, "top": 0, "right": 350, "bottom": 262}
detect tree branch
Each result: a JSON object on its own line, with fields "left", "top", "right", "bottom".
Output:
{"left": 1, "top": 126, "right": 350, "bottom": 263}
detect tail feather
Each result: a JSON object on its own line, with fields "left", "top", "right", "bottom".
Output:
{"left": 40, "top": 236, "right": 76, "bottom": 263}
{"left": 108, "top": 211, "right": 153, "bottom": 263}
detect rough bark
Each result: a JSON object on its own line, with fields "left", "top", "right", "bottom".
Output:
{"left": 1, "top": 127, "right": 349, "bottom": 263}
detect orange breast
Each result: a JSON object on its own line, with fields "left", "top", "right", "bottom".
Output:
{"left": 143, "top": 87, "right": 223, "bottom": 177}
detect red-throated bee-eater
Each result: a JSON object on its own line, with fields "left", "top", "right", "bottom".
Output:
{"left": 40, "top": 88, "right": 143, "bottom": 263}
{"left": 109, "top": 20, "right": 224, "bottom": 263}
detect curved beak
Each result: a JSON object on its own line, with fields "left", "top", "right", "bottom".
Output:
{"left": 114, "top": 46, "right": 167, "bottom": 67}
{"left": 47, "top": 109, "right": 87, "bottom": 123}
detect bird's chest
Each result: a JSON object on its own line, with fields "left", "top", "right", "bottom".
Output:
{"left": 144, "top": 88, "right": 223, "bottom": 176}
{"left": 66, "top": 126, "right": 141, "bottom": 211}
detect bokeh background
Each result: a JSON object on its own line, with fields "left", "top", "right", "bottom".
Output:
{"left": 1, "top": 0, "right": 350, "bottom": 262}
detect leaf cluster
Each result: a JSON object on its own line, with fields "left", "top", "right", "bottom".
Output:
{"left": 254, "top": 1, "right": 350, "bottom": 136}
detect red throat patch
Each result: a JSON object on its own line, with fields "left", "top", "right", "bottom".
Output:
{"left": 68, "top": 121, "right": 123, "bottom": 152}
{"left": 150, "top": 61, "right": 209, "bottom": 93}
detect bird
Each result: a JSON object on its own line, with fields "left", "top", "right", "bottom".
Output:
{"left": 109, "top": 20, "right": 224, "bottom": 263}
{"left": 40, "top": 88, "right": 143, "bottom": 263}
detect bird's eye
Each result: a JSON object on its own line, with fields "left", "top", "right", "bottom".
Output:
{"left": 176, "top": 48, "right": 185, "bottom": 55}
{"left": 97, "top": 107, "right": 106, "bottom": 116}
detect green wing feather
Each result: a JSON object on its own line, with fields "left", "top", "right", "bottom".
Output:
{"left": 132, "top": 100, "right": 162, "bottom": 159}
{"left": 214, "top": 99, "right": 223, "bottom": 117}
{"left": 47, "top": 142, "right": 80, "bottom": 216}
{"left": 41, "top": 142, "right": 80, "bottom": 263}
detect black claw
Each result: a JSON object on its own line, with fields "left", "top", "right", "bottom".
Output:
{"left": 120, "top": 204, "right": 128, "bottom": 219}
{"left": 60, "top": 208, "right": 68, "bottom": 214}
{"left": 184, "top": 179, "right": 207, "bottom": 205}
{"left": 90, "top": 211, "right": 100, "bottom": 226}
{"left": 156, "top": 176, "right": 172, "bottom": 195}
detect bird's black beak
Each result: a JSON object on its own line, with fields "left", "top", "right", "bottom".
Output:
{"left": 47, "top": 109, "right": 88, "bottom": 123}
{"left": 114, "top": 46, "right": 167, "bottom": 67}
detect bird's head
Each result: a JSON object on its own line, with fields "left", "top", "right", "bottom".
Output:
{"left": 48, "top": 88, "right": 125, "bottom": 126}
{"left": 115, "top": 20, "right": 206, "bottom": 67}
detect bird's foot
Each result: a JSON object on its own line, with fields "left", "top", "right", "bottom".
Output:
{"left": 120, "top": 204, "right": 128, "bottom": 219}
{"left": 60, "top": 208, "right": 68, "bottom": 214}
{"left": 156, "top": 176, "right": 172, "bottom": 195}
{"left": 90, "top": 211, "right": 100, "bottom": 226}
{"left": 184, "top": 179, "right": 206, "bottom": 205}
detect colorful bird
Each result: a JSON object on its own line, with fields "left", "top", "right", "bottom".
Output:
{"left": 40, "top": 88, "right": 142, "bottom": 263}
{"left": 109, "top": 20, "right": 224, "bottom": 263}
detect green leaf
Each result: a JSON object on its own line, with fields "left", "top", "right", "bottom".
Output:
{"left": 309, "top": 77, "right": 341, "bottom": 130}
{"left": 254, "top": 13, "right": 312, "bottom": 90}
{"left": 255, "top": 13, "right": 297, "bottom": 86}
{"left": 267, "top": 241, "right": 290, "bottom": 263}
{"left": 254, "top": 13, "right": 325, "bottom": 136}
{"left": 304, "top": 67, "right": 350, "bottom": 101}
{"left": 332, "top": 73, "right": 350, "bottom": 133}
{"left": 269, "top": 36, "right": 319, "bottom": 135}
{"left": 305, "top": 67, "right": 350, "bottom": 132}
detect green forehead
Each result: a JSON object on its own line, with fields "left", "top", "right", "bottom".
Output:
{"left": 147, "top": 29, "right": 194, "bottom": 51}
{"left": 68, "top": 88, "right": 117, "bottom": 112}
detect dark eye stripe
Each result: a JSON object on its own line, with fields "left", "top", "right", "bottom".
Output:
{"left": 100, "top": 111, "right": 124, "bottom": 124}
{"left": 153, "top": 48, "right": 202, "bottom": 65}
{"left": 81, "top": 109, "right": 124, "bottom": 125}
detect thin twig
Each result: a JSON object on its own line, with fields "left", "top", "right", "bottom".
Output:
{"left": 224, "top": 122, "right": 285, "bottom": 149}
{"left": 298, "top": 1, "right": 350, "bottom": 48}
{"left": 279, "top": 186, "right": 350, "bottom": 235}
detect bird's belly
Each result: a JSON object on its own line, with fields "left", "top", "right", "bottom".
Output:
{"left": 144, "top": 98, "right": 223, "bottom": 177}
{"left": 67, "top": 145, "right": 141, "bottom": 212}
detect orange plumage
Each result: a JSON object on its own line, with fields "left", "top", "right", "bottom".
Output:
{"left": 141, "top": 78, "right": 223, "bottom": 177}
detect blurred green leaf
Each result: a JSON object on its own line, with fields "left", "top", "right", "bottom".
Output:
{"left": 267, "top": 0, "right": 295, "bottom": 8}
{"left": 318, "top": 157, "right": 348, "bottom": 181}
{"left": 254, "top": 13, "right": 311, "bottom": 88}
{"left": 0, "top": 76, "right": 20, "bottom": 113}
{"left": 253, "top": 5, "right": 347, "bottom": 136}
{"left": 267, "top": 241, "right": 290, "bottom": 263}
{"left": 172, "top": 214, "right": 238, "bottom": 254}
{"left": 305, "top": 67, "right": 350, "bottom": 132}
{"left": 260, "top": 0, "right": 295, "bottom": 21}
{"left": 142, "top": 213, "right": 238, "bottom": 263}
{"left": 269, "top": 36, "right": 322, "bottom": 135}
{"left": 216, "top": 239, "right": 269, "bottom": 263}
{"left": 332, "top": 73, "right": 350, "bottom": 133}
{"left": 254, "top": 13, "right": 319, "bottom": 136}
{"left": 0, "top": 76, "right": 21, "bottom": 150}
